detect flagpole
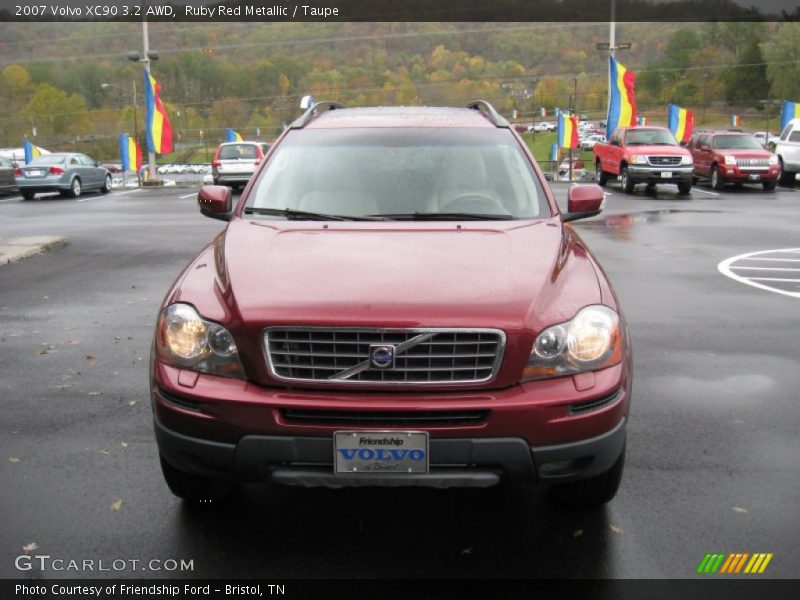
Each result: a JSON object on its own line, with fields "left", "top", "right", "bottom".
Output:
{"left": 132, "top": 80, "right": 141, "bottom": 186}
{"left": 142, "top": 19, "right": 157, "bottom": 182}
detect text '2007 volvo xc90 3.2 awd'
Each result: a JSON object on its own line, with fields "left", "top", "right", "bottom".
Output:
{"left": 151, "top": 100, "right": 632, "bottom": 508}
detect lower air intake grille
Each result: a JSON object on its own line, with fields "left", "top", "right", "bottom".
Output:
{"left": 282, "top": 409, "right": 489, "bottom": 426}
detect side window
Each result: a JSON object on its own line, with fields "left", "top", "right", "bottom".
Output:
{"left": 780, "top": 124, "right": 792, "bottom": 141}
{"left": 0, "top": 157, "right": 10, "bottom": 168}
{"left": 79, "top": 155, "right": 94, "bottom": 166}
{"left": 70, "top": 157, "right": 81, "bottom": 166}
{"left": 697, "top": 135, "right": 709, "bottom": 148}
{"left": 789, "top": 130, "right": 800, "bottom": 143}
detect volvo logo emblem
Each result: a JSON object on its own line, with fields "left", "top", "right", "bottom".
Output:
{"left": 369, "top": 344, "right": 396, "bottom": 369}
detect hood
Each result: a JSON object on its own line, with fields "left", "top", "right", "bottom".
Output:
{"left": 717, "top": 148, "right": 773, "bottom": 158}
{"left": 628, "top": 145, "right": 689, "bottom": 156}
{"left": 175, "top": 219, "right": 603, "bottom": 334}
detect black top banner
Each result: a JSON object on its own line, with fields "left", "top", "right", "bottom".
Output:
{"left": 0, "top": 0, "right": 799, "bottom": 22}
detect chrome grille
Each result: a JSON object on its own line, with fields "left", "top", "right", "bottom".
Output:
{"left": 264, "top": 327, "right": 505, "bottom": 385}
{"left": 647, "top": 156, "right": 682, "bottom": 166}
{"left": 737, "top": 158, "right": 769, "bottom": 168}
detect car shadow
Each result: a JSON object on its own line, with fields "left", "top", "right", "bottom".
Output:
{"left": 166, "top": 483, "right": 617, "bottom": 578}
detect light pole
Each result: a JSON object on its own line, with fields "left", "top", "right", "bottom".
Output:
{"left": 101, "top": 81, "right": 141, "bottom": 185}
{"left": 128, "top": 21, "right": 160, "bottom": 182}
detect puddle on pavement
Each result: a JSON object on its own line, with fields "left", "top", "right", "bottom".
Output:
{"left": 573, "top": 209, "right": 723, "bottom": 239}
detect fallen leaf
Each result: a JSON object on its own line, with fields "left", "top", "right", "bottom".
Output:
{"left": 460, "top": 547, "right": 472, "bottom": 555}
{"left": 128, "top": 400, "right": 137, "bottom": 406}
{"left": 65, "top": 339, "right": 81, "bottom": 345}
{"left": 22, "top": 543, "right": 38, "bottom": 553}
{"left": 110, "top": 499, "right": 123, "bottom": 511}
{"left": 8, "top": 457, "right": 21, "bottom": 464}
{"left": 573, "top": 529, "right": 584, "bottom": 539}
{"left": 732, "top": 506, "right": 748, "bottom": 513}
{"left": 99, "top": 449, "right": 110, "bottom": 455}
{"left": 88, "top": 391, "right": 103, "bottom": 397}
{"left": 42, "top": 296, "right": 49, "bottom": 299}
{"left": 120, "top": 442, "right": 128, "bottom": 448}
{"left": 609, "top": 525, "right": 622, "bottom": 534}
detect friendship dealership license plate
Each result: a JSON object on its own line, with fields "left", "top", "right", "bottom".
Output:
{"left": 334, "top": 431, "right": 429, "bottom": 474}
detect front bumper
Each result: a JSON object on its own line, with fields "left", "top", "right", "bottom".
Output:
{"left": 151, "top": 358, "right": 631, "bottom": 488}
{"left": 627, "top": 165, "right": 693, "bottom": 184}
{"left": 155, "top": 414, "right": 626, "bottom": 488}
{"left": 717, "top": 165, "right": 779, "bottom": 182}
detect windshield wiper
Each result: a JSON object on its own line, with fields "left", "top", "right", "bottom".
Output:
{"left": 375, "top": 212, "right": 515, "bottom": 221}
{"left": 243, "top": 207, "right": 390, "bottom": 221}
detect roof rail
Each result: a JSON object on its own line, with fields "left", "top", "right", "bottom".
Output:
{"left": 466, "top": 100, "right": 509, "bottom": 128}
{"left": 290, "top": 100, "right": 345, "bottom": 129}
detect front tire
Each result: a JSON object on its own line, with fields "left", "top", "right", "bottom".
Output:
{"left": 69, "top": 177, "right": 82, "bottom": 198}
{"left": 763, "top": 180, "right": 776, "bottom": 192}
{"left": 710, "top": 166, "right": 724, "bottom": 191}
{"left": 159, "top": 455, "right": 234, "bottom": 503}
{"left": 677, "top": 181, "right": 692, "bottom": 195}
{"left": 21, "top": 191, "right": 35, "bottom": 200}
{"left": 778, "top": 159, "right": 795, "bottom": 186}
{"left": 549, "top": 445, "right": 626, "bottom": 508}
{"left": 101, "top": 174, "right": 112, "bottom": 194}
{"left": 620, "top": 166, "right": 634, "bottom": 194}
{"left": 596, "top": 161, "right": 608, "bottom": 186}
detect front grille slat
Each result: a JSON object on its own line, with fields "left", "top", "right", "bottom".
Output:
{"left": 265, "top": 327, "right": 505, "bottom": 385}
{"left": 282, "top": 408, "right": 489, "bottom": 426}
{"left": 647, "top": 156, "right": 682, "bottom": 167}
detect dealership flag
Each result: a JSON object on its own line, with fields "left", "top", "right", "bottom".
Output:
{"left": 730, "top": 114, "right": 742, "bottom": 128}
{"left": 668, "top": 104, "right": 694, "bottom": 144}
{"left": 144, "top": 71, "right": 174, "bottom": 154}
{"left": 118, "top": 134, "right": 142, "bottom": 172}
{"left": 606, "top": 56, "right": 637, "bottom": 138}
{"left": 225, "top": 128, "right": 243, "bottom": 142}
{"left": 23, "top": 139, "right": 44, "bottom": 164}
{"left": 549, "top": 143, "right": 559, "bottom": 161}
{"left": 557, "top": 112, "right": 579, "bottom": 149}
{"left": 780, "top": 100, "right": 800, "bottom": 131}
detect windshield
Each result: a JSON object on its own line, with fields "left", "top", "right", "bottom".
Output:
{"left": 625, "top": 128, "right": 678, "bottom": 146}
{"left": 245, "top": 128, "right": 548, "bottom": 220}
{"left": 30, "top": 154, "right": 65, "bottom": 164}
{"left": 712, "top": 135, "right": 763, "bottom": 150}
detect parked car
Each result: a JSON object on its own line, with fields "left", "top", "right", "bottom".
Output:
{"left": 152, "top": 101, "right": 631, "bottom": 507}
{"left": 101, "top": 163, "right": 123, "bottom": 173}
{"left": 15, "top": 153, "right": 111, "bottom": 200}
{"left": 157, "top": 164, "right": 174, "bottom": 175}
{"left": 581, "top": 134, "right": 607, "bottom": 151}
{"left": 211, "top": 141, "right": 271, "bottom": 189}
{"left": 594, "top": 126, "right": 693, "bottom": 194}
{"left": 0, "top": 156, "right": 17, "bottom": 194}
{"left": 687, "top": 130, "right": 780, "bottom": 191}
{"left": 772, "top": 118, "right": 800, "bottom": 186}
{"left": 752, "top": 131, "right": 781, "bottom": 148}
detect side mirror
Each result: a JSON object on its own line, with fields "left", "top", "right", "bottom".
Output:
{"left": 563, "top": 184, "right": 604, "bottom": 222}
{"left": 699, "top": 144, "right": 710, "bottom": 152}
{"left": 198, "top": 185, "right": 233, "bottom": 221}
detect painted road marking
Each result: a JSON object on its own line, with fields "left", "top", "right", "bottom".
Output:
{"left": 0, "top": 195, "right": 22, "bottom": 203}
{"left": 180, "top": 192, "right": 198, "bottom": 199}
{"left": 693, "top": 188, "right": 720, "bottom": 196}
{"left": 77, "top": 189, "right": 142, "bottom": 202}
{"left": 719, "top": 248, "right": 800, "bottom": 299}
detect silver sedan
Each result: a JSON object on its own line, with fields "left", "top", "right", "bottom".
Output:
{"left": 15, "top": 153, "right": 112, "bottom": 200}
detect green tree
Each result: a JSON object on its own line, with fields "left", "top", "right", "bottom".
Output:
{"left": 724, "top": 39, "right": 769, "bottom": 106}
{"left": 763, "top": 23, "right": 800, "bottom": 100}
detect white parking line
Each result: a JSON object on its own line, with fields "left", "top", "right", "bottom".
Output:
{"left": 693, "top": 188, "right": 720, "bottom": 196}
{"left": 180, "top": 192, "right": 198, "bottom": 199}
{"left": 0, "top": 195, "right": 22, "bottom": 203}
{"left": 737, "top": 257, "right": 800, "bottom": 262}
{"left": 77, "top": 189, "right": 142, "bottom": 202}
{"left": 718, "top": 248, "right": 800, "bottom": 299}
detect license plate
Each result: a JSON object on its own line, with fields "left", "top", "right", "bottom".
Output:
{"left": 749, "top": 174, "right": 761, "bottom": 181}
{"left": 660, "top": 171, "right": 672, "bottom": 178}
{"left": 334, "top": 431, "right": 429, "bottom": 474}
{"left": 27, "top": 169, "right": 42, "bottom": 177}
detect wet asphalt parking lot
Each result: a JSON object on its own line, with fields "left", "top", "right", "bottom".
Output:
{"left": 0, "top": 179, "right": 798, "bottom": 581}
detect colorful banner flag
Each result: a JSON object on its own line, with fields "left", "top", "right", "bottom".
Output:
{"left": 637, "top": 116, "right": 647, "bottom": 126}
{"left": 540, "top": 107, "right": 547, "bottom": 117}
{"left": 225, "top": 129, "right": 243, "bottom": 142}
{"left": 549, "top": 143, "right": 559, "bottom": 161}
{"left": 606, "top": 57, "right": 637, "bottom": 139}
{"left": 780, "top": 100, "right": 799, "bottom": 132}
{"left": 730, "top": 114, "right": 742, "bottom": 128}
{"left": 118, "top": 134, "right": 142, "bottom": 173}
{"left": 144, "top": 71, "right": 174, "bottom": 155}
{"left": 667, "top": 104, "right": 694, "bottom": 143}
{"left": 557, "top": 112, "right": 579, "bottom": 149}
{"left": 23, "top": 140, "right": 44, "bottom": 164}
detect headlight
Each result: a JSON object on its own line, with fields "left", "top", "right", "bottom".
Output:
{"left": 680, "top": 155, "right": 693, "bottom": 165}
{"left": 768, "top": 155, "right": 779, "bottom": 165}
{"left": 724, "top": 155, "right": 737, "bottom": 165}
{"left": 156, "top": 303, "right": 245, "bottom": 378}
{"left": 631, "top": 155, "right": 648, "bottom": 165}
{"left": 522, "top": 305, "right": 623, "bottom": 382}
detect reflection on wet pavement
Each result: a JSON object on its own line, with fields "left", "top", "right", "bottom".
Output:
{"left": 573, "top": 210, "right": 724, "bottom": 241}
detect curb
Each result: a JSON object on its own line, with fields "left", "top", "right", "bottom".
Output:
{"left": 0, "top": 236, "right": 69, "bottom": 266}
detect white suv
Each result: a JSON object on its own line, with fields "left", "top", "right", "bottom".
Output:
{"left": 773, "top": 119, "right": 800, "bottom": 185}
{"left": 212, "top": 141, "right": 270, "bottom": 189}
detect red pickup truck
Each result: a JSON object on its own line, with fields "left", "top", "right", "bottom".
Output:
{"left": 594, "top": 126, "right": 694, "bottom": 194}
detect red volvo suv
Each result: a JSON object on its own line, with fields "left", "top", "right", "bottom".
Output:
{"left": 151, "top": 101, "right": 632, "bottom": 507}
